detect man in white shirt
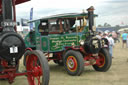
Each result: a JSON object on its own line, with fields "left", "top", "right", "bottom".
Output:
{"left": 108, "top": 34, "right": 115, "bottom": 58}
{"left": 103, "top": 33, "right": 109, "bottom": 40}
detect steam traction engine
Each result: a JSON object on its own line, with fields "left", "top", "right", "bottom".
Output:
{"left": 0, "top": 0, "right": 49, "bottom": 85}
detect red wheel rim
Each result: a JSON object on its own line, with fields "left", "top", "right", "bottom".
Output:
{"left": 96, "top": 53, "right": 105, "bottom": 67}
{"left": 26, "top": 54, "right": 43, "bottom": 85}
{"left": 66, "top": 56, "right": 78, "bottom": 72}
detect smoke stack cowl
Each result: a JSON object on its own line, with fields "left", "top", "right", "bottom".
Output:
{"left": 87, "top": 6, "right": 95, "bottom": 12}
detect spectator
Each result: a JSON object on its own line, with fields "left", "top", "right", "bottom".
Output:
{"left": 102, "top": 32, "right": 109, "bottom": 40}
{"left": 121, "top": 30, "right": 128, "bottom": 48}
{"left": 112, "top": 31, "right": 118, "bottom": 43}
{"left": 102, "top": 32, "right": 109, "bottom": 48}
{"left": 96, "top": 32, "right": 102, "bottom": 39}
{"left": 116, "top": 31, "right": 120, "bottom": 43}
{"left": 108, "top": 34, "right": 115, "bottom": 58}
{"left": 127, "top": 35, "right": 128, "bottom": 48}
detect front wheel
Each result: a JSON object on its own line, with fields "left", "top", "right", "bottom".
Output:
{"left": 64, "top": 50, "right": 84, "bottom": 76}
{"left": 25, "top": 50, "right": 50, "bottom": 85}
{"left": 93, "top": 48, "right": 112, "bottom": 72}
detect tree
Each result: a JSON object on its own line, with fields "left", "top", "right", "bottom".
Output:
{"left": 104, "top": 23, "right": 108, "bottom": 27}
{"left": 115, "top": 25, "right": 120, "bottom": 28}
{"left": 104, "top": 23, "right": 111, "bottom": 27}
{"left": 98, "top": 24, "right": 102, "bottom": 27}
{"left": 115, "top": 25, "right": 120, "bottom": 30}
{"left": 107, "top": 24, "right": 111, "bottom": 27}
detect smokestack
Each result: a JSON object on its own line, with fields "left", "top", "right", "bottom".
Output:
{"left": 1, "top": 0, "right": 15, "bottom": 32}
{"left": 87, "top": 6, "right": 94, "bottom": 32}
{"left": 2, "top": 0, "right": 13, "bottom": 20}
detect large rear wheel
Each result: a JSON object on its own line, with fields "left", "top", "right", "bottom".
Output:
{"left": 64, "top": 50, "right": 84, "bottom": 76}
{"left": 93, "top": 48, "right": 112, "bottom": 71}
{"left": 26, "top": 50, "right": 50, "bottom": 85}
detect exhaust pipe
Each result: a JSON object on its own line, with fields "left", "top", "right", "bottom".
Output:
{"left": 2, "top": 0, "right": 13, "bottom": 20}
{"left": 87, "top": 6, "right": 94, "bottom": 33}
{"left": 1, "top": 0, "right": 15, "bottom": 31}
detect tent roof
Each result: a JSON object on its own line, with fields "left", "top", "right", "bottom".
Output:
{"left": 0, "top": 0, "right": 30, "bottom": 14}
{"left": 29, "top": 13, "right": 98, "bottom": 23}
{"left": 0, "top": 0, "right": 30, "bottom": 5}
{"left": 118, "top": 28, "right": 128, "bottom": 32}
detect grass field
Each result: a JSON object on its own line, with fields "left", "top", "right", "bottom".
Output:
{"left": 0, "top": 41, "right": 128, "bottom": 85}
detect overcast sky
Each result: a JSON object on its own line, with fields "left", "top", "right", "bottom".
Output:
{"left": 16, "top": 0, "right": 128, "bottom": 27}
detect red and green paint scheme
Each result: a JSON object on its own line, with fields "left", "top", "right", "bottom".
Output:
{"left": 24, "top": 14, "right": 91, "bottom": 52}
{"left": 24, "top": 6, "right": 112, "bottom": 76}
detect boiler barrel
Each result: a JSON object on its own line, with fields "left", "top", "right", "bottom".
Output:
{"left": 0, "top": 32, "right": 25, "bottom": 61}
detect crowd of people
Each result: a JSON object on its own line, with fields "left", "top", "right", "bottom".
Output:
{"left": 96, "top": 31, "right": 115, "bottom": 58}
{"left": 96, "top": 30, "right": 128, "bottom": 58}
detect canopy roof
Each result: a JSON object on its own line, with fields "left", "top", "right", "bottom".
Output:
{"left": 15, "top": 0, "right": 30, "bottom": 4}
{"left": 0, "top": 0, "right": 30, "bottom": 14}
{"left": 0, "top": 0, "right": 30, "bottom": 5}
{"left": 118, "top": 28, "right": 128, "bottom": 32}
{"left": 29, "top": 13, "right": 98, "bottom": 22}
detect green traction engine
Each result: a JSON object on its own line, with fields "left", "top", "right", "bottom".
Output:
{"left": 24, "top": 6, "right": 112, "bottom": 76}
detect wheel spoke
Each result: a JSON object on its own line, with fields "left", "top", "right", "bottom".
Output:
{"left": 37, "top": 76, "right": 41, "bottom": 85}
{"left": 95, "top": 53, "right": 105, "bottom": 67}
{"left": 25, "top": 50, "right": 49, "bottom": 85}
{"left": 27, "top": 75, "right": 35, "bottom": 85}
{"left": 96, "top": 58, "right": 101, "bottom": 66}
{"left": 31, "top": 55, "right": 38, "bottom": 67}
{"left": 27, "top": 55, "right": 43, "bottom": 85}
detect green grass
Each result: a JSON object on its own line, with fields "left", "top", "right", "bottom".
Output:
{"left": 0, "top": 42, "right": 128, "bottom": 85}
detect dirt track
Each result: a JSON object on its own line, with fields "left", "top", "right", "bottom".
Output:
{"left": 0, "top": 41, "right": 128, "bottom": 85}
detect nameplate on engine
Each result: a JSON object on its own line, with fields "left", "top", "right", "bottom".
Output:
{"left": 10, "top": 46, "right": 18, "bottom": 53}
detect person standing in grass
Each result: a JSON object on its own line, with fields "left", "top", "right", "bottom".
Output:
{"left": 112, "top": 31, "right": 117, "bottom": 43}
{"left": 121, "top": 30, "right": 128, "bottom": 48}
{"left": 127, "top": 34, "right": 128, "bottom": 48}
{"left": 108, "top": 34, "right": 115, "bottom": 58}
{"left": 96, "top": 31, "right": 102, "bottom": 39}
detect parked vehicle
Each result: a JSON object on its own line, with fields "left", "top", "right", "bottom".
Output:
{"left": 24, "top": 6, "right": 112, "bottom": 76}
{"left": 0, "top": 0, "right": 50, "bottom": 85}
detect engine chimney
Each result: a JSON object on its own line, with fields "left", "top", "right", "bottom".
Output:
{"left": 87, "top": 6, "right": 94, "bottom": 33}
{"left": 1, "top": 0, "right": 15, "bottom": 31}
{"left": 2, "top": 0, "right": 13, "bottom": 20}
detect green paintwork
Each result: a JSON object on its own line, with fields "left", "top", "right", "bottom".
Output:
{"left": 24, "top": 28, "right": 88, "bottom": 52}
{"left": 24, "top": 12, "right": 97, "bottom": 52}
{"left": 24, "top": 32, "right": 36, "bottom": 48}
{"left": 49, "top": 34, "right": 80, "bottom": 52}
{"left": 41, "top": 36, "right": 49, "bottom": 51}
